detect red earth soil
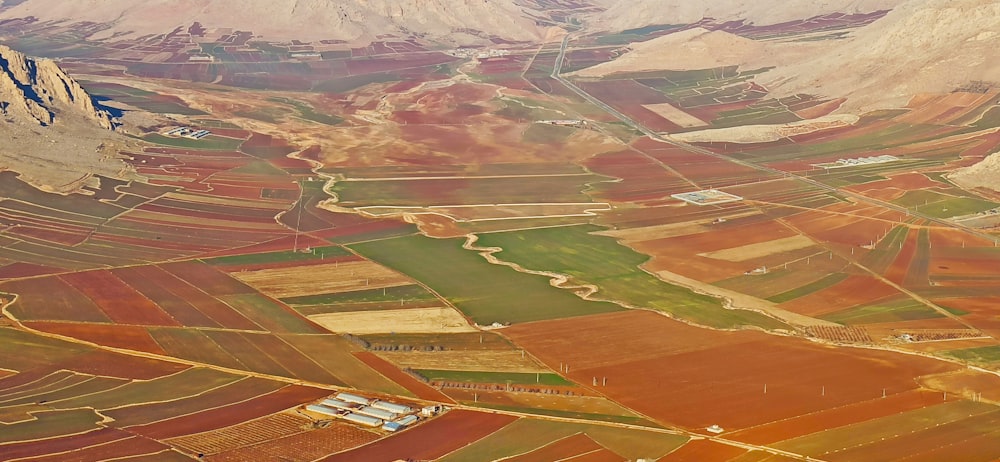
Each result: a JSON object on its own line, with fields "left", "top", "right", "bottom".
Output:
{"left": 1, "top": 277, "right": 111, "bottom": 323}
{"left": 119, "top": 265, "right": 260, "bottom": 331}
{"left": 110, "top": 267, "right": 222, "bottom": 328}
{"left": 205, "top": 421, "right": 379, "bottom": 462}
{"left": 779, "top": 275, "right": 902, "bottom": 316}
{"left": 125, "top": 385, "right": 329, "bottom": 440}
{"left": 824, "top": 408, "right": 1000, "bottom": 462}
{"left": 319, "top": 410, "right": 517, "bottom": 462}
{"left": 158, "top": 262, "right": 256, "bottom": 296}
{"left": 24, "top": 322, "right": 167, "bottom": 355}
{"left": 353, "top": 352, "right": 455, "bottom": 403}
{"left": 726, "top": 389, "right": 947, "bottom": 445}
{"left": 658, "top": 439, "right": 747, "bottom": 462}
{"left": 0, "top": 427, "right": 132, "bottom": 459}
{"left": 59, "top": 271, "right": 180, "bottom": 327}
{"left": 52, "top": 350, "right": 189, "bottom": 380}
{"left": 0, "top": 262, "right": 60, "bottom": 280}
{"left": 22, "top": 435, "right": 169, "bottom": 462}
{"left": 504, "top": 311, "right": 959, "bottom": 431}
{"left": 885, "top": 227, "right": 920, "bottom": 285}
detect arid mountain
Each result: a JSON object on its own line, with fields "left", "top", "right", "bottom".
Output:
{"left": 588, "top": 0, "right": 903, "bottom": 32}
{"left": 0, "top": 44, "right": 115, "bottom": 128}
{"left": 0, "top": 44, "right": 133, "bottom": 193}
{"left": 763, "top": 0, "right": 1000, "bottom": 111}
{"left": 0, "top": 0, "right": 547, "bottom": 44}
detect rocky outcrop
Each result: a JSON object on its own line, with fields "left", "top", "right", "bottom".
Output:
{"left": 0, "top": 44, "right": 115, "bottom": 129}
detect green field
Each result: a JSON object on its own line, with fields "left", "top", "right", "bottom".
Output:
{"left": 475, "top": 225, "right": 788, "bottom": 330}
{"left": 415, "top": 369, "right": 574, "bottom": 386}
{"left": 331, "top": 175, "right": 604, "bottom": 207}
{"left": 142, "top": 133, "right": 246, "bottom": 150}
{"left": 205, "top": 246, "right": 351, "bottom": 267}
{"left": 941, "top": 345, "right": 1000, "bottom": 367}
{"left": 858, "top": 225, "right": 910, "bottom": 273}
{"left": 0, "top": 327, "right": 88, "bottom": 371}
{"left": 820, "top": 298, "right": 946, "bottom": 325}
{"left": 359, "top": 332, "right": 515, "bottom": 351}
{"left": 350, "top": 234, "right": 624, "bottom": 324}
{"left": 766, "top": 273, "right": 850, "bottom": 304}
{"left": 439, "top": 417, "right": 687, "bottom": 462}
{"left": 219, "top": 294, "right": 321, "bottom": 334}
{"left": 52, "top": 367, "right": 242, "bottom": 410}
{"left": 0, "top": 409, "right": 103, "bottom": 443}
{"left": 774, "top": 400, "right": 996, "bottom": 456}
{"left": 522, "top": 123, "right": 576, "bottom": 144}
{"left": 284, "top": 284, "right": 441, "bottom": 315}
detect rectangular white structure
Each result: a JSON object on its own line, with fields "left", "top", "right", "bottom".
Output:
{"left": 342, "top": 413, "right": 383, "bottom": 427}
{"left": 395, "top": 414, "right": 418, "bottom": 426}
{"left": 336, "top": 392, "right": 371, "bottom": 405}
{"left": 305, "top": 404, "right": 339, "bottom": 417}
{"left": 321, "top": 398, "right": 352, "bottom": 409}
{"left": 371, "top": 400, "right": 412, "bottom": 414}
{"left": 356, "top": 406, "right": 397, "bottom": 421}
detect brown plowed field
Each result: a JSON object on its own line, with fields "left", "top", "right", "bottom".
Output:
{"left": 353, "top": 352, "right": 454, "bottom": 403}
{"left": 319, "top": 410, "right": 516, "bottom": 461}
{"left": 779, "top": 275, "right": 901, "bottom": 316}
{"left": 658, "top": 439, "right": 747, "bottom": 461}
{"left": 0, "top": 427, "right": 130, "bottom": 459}
{"left": 52, "top": 350, "right": 189, "bottom": 380}
{"left": 126, "top": 385, "right": 329, "bottom": 440}
{"left": 504, "top": 311, "right": 959, "bottom": 431}
{"left": 22, "top": 435, "right": 169, "bottom": 462}
{"left": 24, "top": 322, "right": 166, "bottom": 355}
{"left": 127, "top": 265, "right": 261, "bottom": 331}
{"left": 727, "top": 389, "right": 944, "bottom": 445}
{"left": 59, "top": 271, "right": 180, "bottom": 327}
{"left": 104, "top": 378, "right": 286, "bottom": 428}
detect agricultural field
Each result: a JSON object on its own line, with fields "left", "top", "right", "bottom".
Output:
{"left": 2, "top": 5, "right": 1000, "bottom": 460}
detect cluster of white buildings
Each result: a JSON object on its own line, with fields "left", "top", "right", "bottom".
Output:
{"left": 447, "top": 48, "right": 510, "bottom": 59}
{"left": 305, "top": 392, "right": 442, "bottom": 433}
{"left": 163, "top": 127, "right": 211, "bottom": 139}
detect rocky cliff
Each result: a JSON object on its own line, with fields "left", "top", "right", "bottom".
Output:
{"left": 0, "top": 44, "right": 115, "bottom": 129}
{"left": 0, "top": 44, "right": 133, "bottom": 194}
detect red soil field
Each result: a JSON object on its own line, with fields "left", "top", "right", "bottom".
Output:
{"left": 780, "top": 275, "right": 902, "bottom": 316}
{"left": 24, "top": 322, "right": 166, "bottom": 355}
{"left": 158, "top": 261, "right": 256, "bottom": 296}
{"left": 199, "top": 235, "right": 333, "bottom": 261}
{"left": 824, "top": 408, "right": 1000, "bottom": 462}
{"left": 118, "top": 265, "right": 260, "bottom": 330}
{"left": 110, "top": 267, "right": 220, "bottom": 328}
{"left": 885, "top": 228, "right": 919, "bottom": 285}
{"left": 244, "top": 334, "right": 343, "bottom": 385}
{"left": 1, "top": 277, "right": 111, "bottom": 323}
{"left": 0, "top": 427, "right": 132, "bottom": 460}
{"left": 353, "top": 352, "right": 455, "bottom": 403}
{"left": 505, "top": 433, "right": 614, "bottom": 462}
{"left": 59, "top": 271, "right": 181, "bottom": 327}
{"left": 103, "top": 378, "right": 285, "bottom": 428}
{"left": 7, "top": 226, "right": 92, "bottom": 247}
{"left": 126, "top": 385, "right": 329, "bottom": 440}
{"left": 727, "top": 389, "right": 946, "bottom": 445}
{"left": 504, "top": 311, "right": 959, "bottom": 431}
{"left": 319, "top": 410, "right": 517, "bottom": 462}
{"left": 0, "top": 262, "right": 60, "bottom": 280}
{"left": 23, "top": 435, "right": 169, "bottom": 462}
{"left": 658, "top": 439, "right": 747, "bottom": 462}
{"left": 52, "top": 350, "right": 189, "bottom": 380}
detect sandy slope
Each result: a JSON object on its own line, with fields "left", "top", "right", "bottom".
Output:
{"left": 763, "top": 0, "right": 1000, "bottom": 111}
{"left": 0, "top": 0, "right": 544, "bottom": 43}
{"left": 949, "top": 151, "right": 1000, "bottom": 193}
{"left": 571, "top": 27, "right": 828, "bottom": 78}
{"left": 588, "top": 0, "right": 904, "bottom": 31}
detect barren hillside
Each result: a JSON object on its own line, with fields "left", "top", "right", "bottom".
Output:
{"left": 0, "top": 45, "right": 134, "bottom": 193}
{"left": 588, "top": 0, "right": 903, "bottom": 31}
{"left": 763, "top": 0, "right": 1000, "bottom": 111}
{"left": 0, "top": 0, "right": 546, "bottom": 44}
